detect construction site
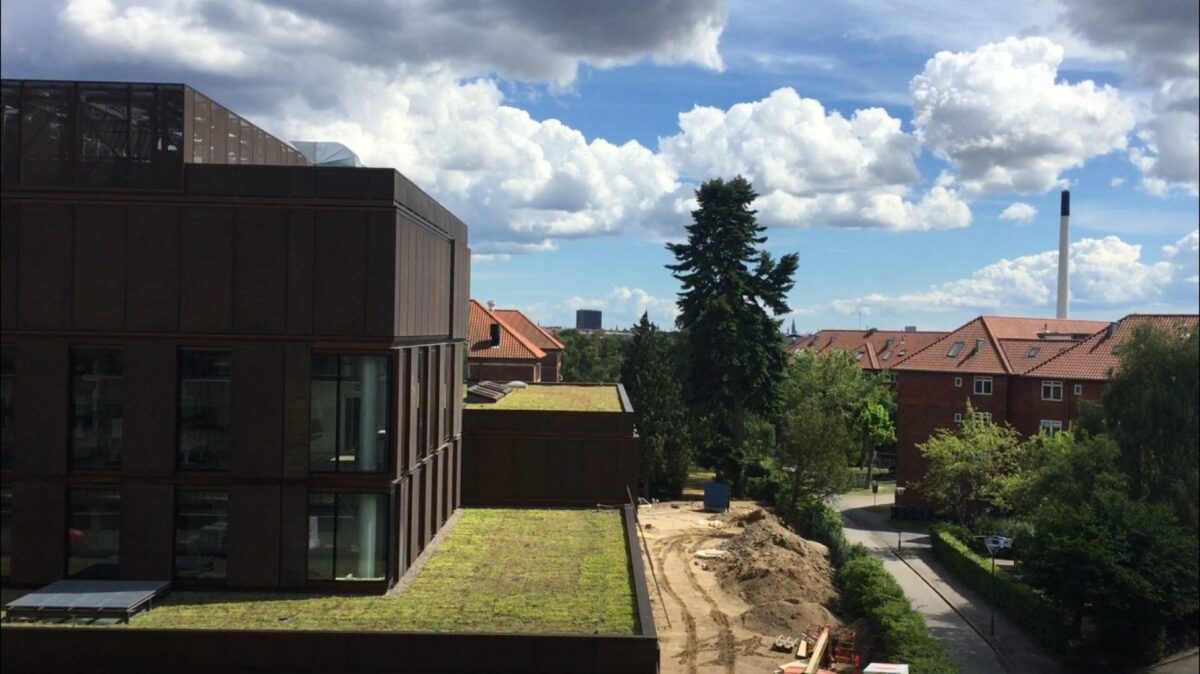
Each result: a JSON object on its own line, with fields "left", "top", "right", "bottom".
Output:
{"left": 638, "top": 500, "right": 869, "bottom": 674}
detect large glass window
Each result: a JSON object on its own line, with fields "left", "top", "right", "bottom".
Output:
{"left": 1, "top": 82, "right": 19, "bottom": 185}
{"left": 76, "top": 84, "right": 130, "bottom": 186}
{"left": 67, "top": 489, "right": 120, "bottom": 579}
{"left": 307, "top": 492, "right": 388, "bottom": 581}
{"left": 0, "top": 488, "right": 11, "bottom": 581}
{"left": 179, "top": 351, "right": 231, "bottom": 471}
{"left": 1041, "top": 380, "right": 1063, "bottom": 401}
{"left": 175, "top": 491, "right": 228, "bottom": 580}
{"left": 973, "top": 376, "right": 993, "bottom": 396}
{"left": 310, "top": 355, "right": 390, "bottom": 473}
{"left": 0, "top": 346, "right": 13, "bottom": 468}
{"left": 20, "top": 83, "right": 73, "bottom": 186}
{"left": 71, "top": 349, "right": 123, "bottom": 469}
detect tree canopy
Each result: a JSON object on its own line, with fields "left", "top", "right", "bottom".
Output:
{"left": 620, "top": 314, "right": 693, "bottom": 499}
{"left": 556, "top": 329, "right": 627, "bottom": 383}
{"left": 666, "top": 176, "right": 798, "bottom": 489}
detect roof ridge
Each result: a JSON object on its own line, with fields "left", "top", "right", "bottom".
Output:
{"left": 494, "top": 309, "right": 565, "bottom": 350}
{"left": 980, "top": 316, "right": 1016, "bottom": 374}
{"left": 470, "top": 300, "right": 546, "bottom": 360}
{"left": 1023, "top": 320, "right": 1109, "bottom": 378}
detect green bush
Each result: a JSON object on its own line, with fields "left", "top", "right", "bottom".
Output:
{"left": 930, "top": 525, "right": 1070, "bottom": 650}
{"left": 840, "top": 550, "right": 959, "bottom": 674}
{"left": 775, "top": 500, "right": 957, "bottom": 671}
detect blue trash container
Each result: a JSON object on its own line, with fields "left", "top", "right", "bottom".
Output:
{"left": 703, "top": 482, "right": 731, "bottom": 513}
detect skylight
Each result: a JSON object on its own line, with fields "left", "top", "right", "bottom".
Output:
{"left": 947, "top": 341, "right": 964, "bottom": 357}
{"left": 1028, "top": 347, "right": 1040, "bottom": 358}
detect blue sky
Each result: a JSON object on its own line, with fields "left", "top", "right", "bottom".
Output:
{"left": 3, "top": 0, "right": 1196, "bottom": 331}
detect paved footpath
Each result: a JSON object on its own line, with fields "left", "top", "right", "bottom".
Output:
{"left": 834, "top": 493, "right": 1063, "bottom": 674}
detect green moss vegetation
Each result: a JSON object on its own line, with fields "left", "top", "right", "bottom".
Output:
{"left": 127, "top": 509, "right": 636, "bottom": 635}
{"left": 465, "top": 385, "right": 621, "bottom": 412}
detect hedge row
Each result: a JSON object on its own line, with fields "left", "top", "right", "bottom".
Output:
{"left": 779, "top": 501, "right": 958, "bottom": 673}
{"left": 929, "top": 525, "right": 1070, "bottom": 650}
{"left": 839, "top": 551, "right": 959, "bottom": 674}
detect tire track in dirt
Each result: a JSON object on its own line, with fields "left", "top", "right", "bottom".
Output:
{"left": 677, "top": 533, "right": 739, "bottom": 673}
{"left": 651, "top": 533, "right": 700, "bottom": 674}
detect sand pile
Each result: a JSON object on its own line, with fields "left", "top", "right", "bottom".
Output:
{"left": 715, "top": 511, "right": 841, "bottom": 634}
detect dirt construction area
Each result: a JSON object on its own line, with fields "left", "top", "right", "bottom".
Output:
{"left": 637, "top": 500, "right": 863, "bottom": 674}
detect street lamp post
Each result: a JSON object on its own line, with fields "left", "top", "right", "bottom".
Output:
{"left": 983, "top": 535, "right": 1012, "bottom": 639}
{"left": 894, "top": 485, "right": 907, "bottom": 553}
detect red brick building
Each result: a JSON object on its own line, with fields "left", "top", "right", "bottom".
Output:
{"left": 892, "top": 314, "right": 1198, "bottom": 508}
{"left": 492, "top": 309, "right": 565, "bottom": 382}
{"left": 467, "top": 300, "right": 546, "bottom": 383}
{"left": 788, "top": 328, "right": 948, "bottom": 373}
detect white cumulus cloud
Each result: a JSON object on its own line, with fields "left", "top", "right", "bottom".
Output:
{"left": 660, "top": 88, "right": 971, "bottom": 231}
{"left": 999, "top": 202, "right": 1038, "bottom": 223}
{"left": 825, "top": 234, "right": 1179, "bottom": 314}
{"left": 912, "top": 37, "right": 1136, "bottom": 196}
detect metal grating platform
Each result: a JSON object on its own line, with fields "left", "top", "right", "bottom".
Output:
{"left": 4, "top": 579, "right": 170, "bottom": 624}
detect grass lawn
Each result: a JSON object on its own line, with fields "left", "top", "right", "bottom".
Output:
{"left": 126, "top": 508, "right": 637, "bottom": 635}
{"left": 681, "top": 469, "right": 716, "bottom": 501}
{"left": 465, "top": 385, "right": 621, "bottom": 412}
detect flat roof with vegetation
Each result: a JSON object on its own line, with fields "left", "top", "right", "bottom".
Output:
{"left": 11, "top": 509, "right": 636, "bottom": 635}
{"left": 465, "top": 385, "right": 622, "bottom": 412}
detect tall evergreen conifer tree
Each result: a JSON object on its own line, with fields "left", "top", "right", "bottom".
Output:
{"left": 666, "top": 177, "right": 798, "bottom": 491}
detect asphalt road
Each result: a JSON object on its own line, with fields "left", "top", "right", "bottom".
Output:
{"left": 834, "top": 493, "right": 1059, "bottom": 674}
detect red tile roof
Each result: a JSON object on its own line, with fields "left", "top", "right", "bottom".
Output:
{"left": 789, "top": 329, "right": 949, "bottom": 370}
{"left": 1026, "top": 314, "right": 1199, "bottom": 381}
{"left": 893, "top": 316, "right": 1109, "bottom": 375}
{"left": 468, "top": 300, "right": 545, "bottom": 361}
{"left": 493, "top": 309, "right": 564, "bottom": 351}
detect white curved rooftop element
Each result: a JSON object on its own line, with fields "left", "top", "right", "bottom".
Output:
{"left": 289, "top": 141, "right": 363, "bottom": 167}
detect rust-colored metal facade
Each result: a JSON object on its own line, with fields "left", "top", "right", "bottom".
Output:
{"left": 461, "top": 385, "right": 639, "bottom": 507}
{"left": 0, "top": 79, "right": 469, "bottom": 591}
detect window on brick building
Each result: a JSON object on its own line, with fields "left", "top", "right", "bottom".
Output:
{"left": 1040, "top": 420, "right": 1063, "bottom": 434}
{"left": 954, "top": 376, "right": 962, "bottom": 387}
{"left": 973, "top": 411, "right": 992, "bottom": 422}
{"left": 954, "top": 413, "right": 963, "bottom": 423}
{"left": 1073, "top": 383, "right": 1083, "bottom": 395}
{"left": 973, "top": 376, "right": 993, "bottom": 395}
{"left": 1041, "top": 380, "right": 1063, "bottom": 401}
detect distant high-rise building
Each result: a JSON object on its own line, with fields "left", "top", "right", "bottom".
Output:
{"left": 576, "top": 309, "right": 602, "bottom": 330}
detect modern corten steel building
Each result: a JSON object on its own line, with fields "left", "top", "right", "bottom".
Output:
{"left": 0, "top": 80, "right": 470, "bottom": 592}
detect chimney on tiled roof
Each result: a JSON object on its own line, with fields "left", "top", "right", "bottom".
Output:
{"left": 1056, "top": 190, "right": 1070, "bottom": 319}
{"left": 487, "top": 300, "right": 496, "bottom": 311}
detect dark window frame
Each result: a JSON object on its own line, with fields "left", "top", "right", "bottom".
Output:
{"left": 173, "top": 489, "right": 229, "bottom": 581}
{"left": 306, "top": 490, "right": 391, "bottom": 582}
{"left": 309, "top": 353, "right": 393, "bottom": 474}
{"left": 177, "top": 349, "right": 233, "bottom": 472}
{"left": 69, "top": 347, "right": 124, "bottom": 471}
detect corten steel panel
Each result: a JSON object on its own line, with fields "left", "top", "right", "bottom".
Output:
{"left": 278, "top": 484, "right": 308, "bottom": 587}
{"left": 460, "top": 435, "right": 479, "bottom": 505}
{"left": 1, "top": 628, "right": 660, "bottom": 673}
{"left": 233, "top": 208, "right": 288, "bottom": 334}
{"left": 179, "top": 208, "right": 234, "bottom": 333}
{"left": 403, "top": 348, "right": 418, "bottom": 473}
{"left": 407, "top": 462, "right": 423, "bottom": 566}
{"left": 0, "top": 202, "right": 18, "bottom": 330}
{"left": 313, "top": 210, "right": 366, "bottom": 336}
{"left": 17, "top": 204, "right": 72, "bottom": 330}
{"left": 231, "top": 343, "right": 284, "bottom": 480}
{"left": 186, "top": 163, "right": 240, "bottom": 196}
{"left": 11, "top": 481, "right": 66, "bottom": 585}
{"left": 454, "top": 439, "right": 463, "bottom": 510}
{"left": 123, "top": 342, "right": 177, "bottom": 479}
{"left": 281, "top": 342, "right": 310, "bottom": 479}
{"left": 211, "top": 108, "right": 227, "bottom": 167}
{"left": 71, "top": 205, "right": 127, "bottom": 331}
{"left": 285, "top": 209, "right": 315, "bottom": 335}
{"left": 515, "top": 439, "right": 548, "bottom": 502}
{"left": 126, "top": 206, "right": 181, "bottom": 332}
{"left": 430, "top": 449, "right": 442, "bottom": 534}
{"left": 397, "top": 220, "right": 413, "bottom": 337}
{"left": 422, "top": 455, "right": 435, "bottom": 547}
{"left": 316, "top": 167, "right": 371, "bottom": 200}
{"left": 14, "top": 340, "right": 68, "bottom": 477}
{"left": 229, "top": 485, "right": 282, "bottom": 588}
{"left": 119, "top": 482, "right": 173, "bottom": 580}
{"left": 476, "top": 438, "right": 514, "bottom": 502}
{"left": 366, "top": 211, "right": 397, "bottom": 337}
{"left": 392, "top": 476, "right": 410, "bottom": 580}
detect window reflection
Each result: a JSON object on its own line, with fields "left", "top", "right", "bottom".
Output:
{"left": 175, "top": 491, "right": 228, "bottom": 580}
{"left": 310, "top": 354, "right": 390, "bottom": 473}
{"left": 67, "top": 489, "right": 120, "bottom": 580}
{"left": 179, "top": 351, "right": 231, "bottom": 471}
{"left": 71, "top": 349, "right": 123, "bottom": 469}
{"left": 307, "top": 492, "right": 387, "bottom": 581}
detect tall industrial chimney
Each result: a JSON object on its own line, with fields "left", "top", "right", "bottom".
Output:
{"left": 1056, "top": 190, "right": 1070, "bottom": 319}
